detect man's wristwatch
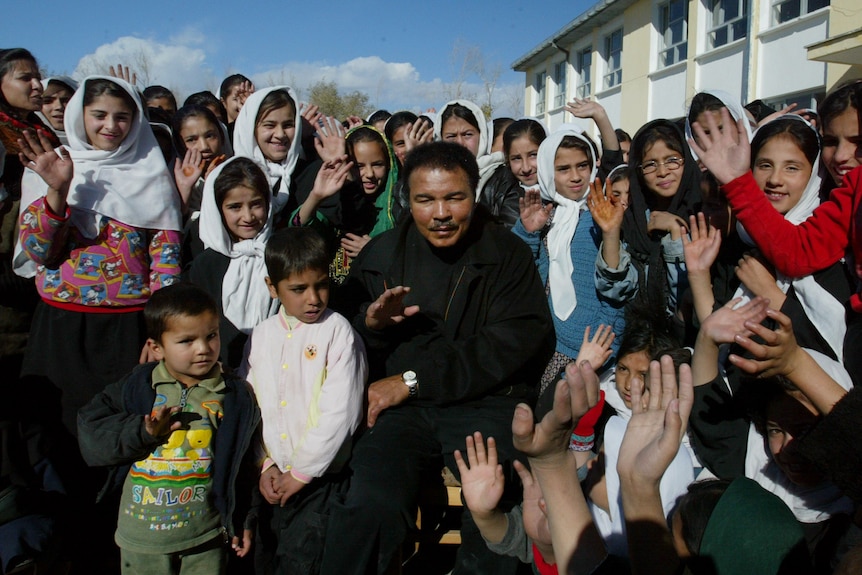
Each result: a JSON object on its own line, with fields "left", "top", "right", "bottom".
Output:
{"left": 402, "top": 370, "right": 418, "bottom": 399}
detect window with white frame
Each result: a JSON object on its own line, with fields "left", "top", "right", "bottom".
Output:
{"left": 764, "top": 89, "right": 824, "bottom": 112}
{"left": 534, "top": 71, "right": 547, "bottom": 115}
{"left": 771, "top": 0, "right": 829, "bottom": 25}
{"left": 553, "top": 61, "right": 567, "bottom": 108}
{"left": 659, "top": 0, "right": 688, "bottom": 67}
{"left": 603, "top": 29, "right": 623, "bottom": 89}
{"left": 707, "top": 0, "right": 747, "bottom": 49}
{"left": 576, "top": 47, "right": 592, "bottom": 98}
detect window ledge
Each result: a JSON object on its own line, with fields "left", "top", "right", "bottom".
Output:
{"left": 649, "top": 60, "right": 687, "bottom": 80}
{"left": 695, "top": 37, "right": 747, "bottom": 64}
{"left": 595, "top": 84, "right": 622, "bottom": 99}
{"left": 758, "top": 7, "right": 829, "bottom": 40}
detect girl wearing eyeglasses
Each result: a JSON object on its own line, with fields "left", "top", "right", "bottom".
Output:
{"left": 591, "top": 119, "right": 702, "bottom": 333}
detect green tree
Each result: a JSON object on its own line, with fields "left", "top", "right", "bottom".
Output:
{"left": 307, "top": 80, "right": 373, "bottom": 120}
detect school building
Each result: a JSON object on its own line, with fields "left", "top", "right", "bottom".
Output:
{"left": 512, "top": 0, "right": 862, "bottom": 135}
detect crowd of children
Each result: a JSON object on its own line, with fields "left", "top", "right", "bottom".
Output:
{"left": 0, "top": 43, "right": 861, "bottom": 575}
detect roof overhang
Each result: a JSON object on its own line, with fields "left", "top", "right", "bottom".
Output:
{"left": 512, "top": 0, "right": 638, "bottom": 71}
{"left": 806, "top": 26, "right": 862, "bottom": 65}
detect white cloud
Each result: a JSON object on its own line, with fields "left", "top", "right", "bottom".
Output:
{"left": 73, "top": 36, "right": 524, "bottom": 117}
{"left": 73, "top": 35, "right": 217, "bottom": 99}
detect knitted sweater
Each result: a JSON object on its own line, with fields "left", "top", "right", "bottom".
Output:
{"left": 513, "top": 212, "right": 624, "bottom": 359}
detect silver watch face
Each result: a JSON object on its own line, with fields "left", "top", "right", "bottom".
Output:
{"left": 403, "top": 370, "right": 417, "bottom": 383}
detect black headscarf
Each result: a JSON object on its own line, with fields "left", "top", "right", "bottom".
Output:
{"left": 621, "top": 119, "right": 702, "bottom": 312}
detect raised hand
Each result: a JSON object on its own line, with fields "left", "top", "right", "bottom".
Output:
{"left": 518, "top": 189, "right": 553, "bottom": 233}
{"left": 108, "top": 64, "right": 136, "bottom": 85}
{"left": 345, "top": 115, "right": 364, "bottom": 130}
{"left": 310, "top": 155, "right": 352, "bottom": 201}
{"left": 173, "top": 148, "right": 204, "bottom": 209}
{"left": 300, "top": 103, "right": 321, "bottom": 125}
{"left": 404, "top": 118, "right": 434, "bottom": 154}
{"left": 236, "top": 80, "right": 255, "bottom": 107}
{"left": 689, "top": 106, "right": 751, "bottom": 185}
{"left": 564, "top": 98, "right": 608, "bottom": 121}
{"left": 735, "top": 253, "right": 784, "bottom": 306}
{"left": 364, "top": 285, "right": 420, "bottom": 331}
{"left": 682, "top": 213, "right": 721, "bottom": 273}
{"left": 312, "top": 116, "right": 347, "bottom": 163}
{"left": 587, "top": 182, "right": 624, "bottom": 234}
{"left": 700, "top": 296, "right": 770, "bottom": 345}
{"left": 18, "top": 130, "right": 73, "bottom": 214}
{"left": 514, "top": 460, "right": 553, "bottom": 555}
{"left": 454, "top": 432, "right": 506, "bottom": 519}
{"left": 512, "top": 360, "right": 600, "bottom": 468}
{"left": 576, "top": 325, "right": 615, "bottom": 370}
{"left": 617, "top": 356, "right": 693, "bottom": 489}
{"left": 728, "top": 308, "right": 801, "bottom": 378}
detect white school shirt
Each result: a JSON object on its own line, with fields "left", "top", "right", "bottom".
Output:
{"left": 240, "top": 308, "right": 367, "bottom": 480}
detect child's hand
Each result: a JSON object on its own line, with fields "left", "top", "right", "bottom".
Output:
{"left": 514, "top": 460, "right": 553, "bottom": 553}
{"left": 18, "top": 130, "right": 73, "bottom": 213}
{"left": 565, "top": 98, "right": 607, "bottom": 121}
{"left": 518, "top": 189, "right": 553, "bottom": 233}
{"left": 310, "top": 155, "right": 352, "bottom": 201}
{"left": 259, "top": 465, "right": 281, "bottom": 505}
{"left": 274, "top": 471, "right": 305, "bottom": 506}
{"left": 341, "top": 233, "right": 370, "bottom": 258}
{"left": 312, "top": 116, "right": 347, "bottom": 163}
{"left": 300, "top": 103, "right": 321, "bottom": 126}
{"left": 144, "top": 405, "right": 180, "bottom": 438}
{"left": 688, "top": 107, "right": 751, "bottom": 185}
{"left": 587, "top": 183, "right": 624, "bottom": 234}
{"left": 173, "top": 149, "right": 203, "bottom": 209}
{"left": 108, "top": 64, "right": 137, "bottom": 85}
{"left": 576, "top": 325, "right": 615, "bottom": 370}
{"left": 729, "top": 308, "right": 802, "bottom": 378}
{"left": 647, "top": 210, "right": 687, "bottom": 240}
{"left": 454, "top": 432, "right": 505, "bottom": 521}
{"left": 404, "top": 119, "right": 433, "bottom": 154}
{"left": 682, "top": 213, "right": 721, "bottom": 273}
{"left": 736, "top": 253, "right": 785, "bottom": 307}
{"left": 231, "top": 529, "right": 253, "bottom": 557}
{"left": 699, "top": 296, "right": 770, "bottom": 345}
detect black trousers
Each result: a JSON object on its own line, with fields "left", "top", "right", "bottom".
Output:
{"left": 319, "top": 396, "right": 524, "bottom": 575}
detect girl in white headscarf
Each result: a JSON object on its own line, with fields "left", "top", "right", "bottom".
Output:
{"left": 36, "top": 76, "right": 77, "bottom": 146}
{"left": 17, "top": 75, "right": 183, "bottom": 433}
{"left": 233, "top": 86, "right": 304, "bottom": 220}
{"left": 435, "top": 99, "right": 521, "bottom": 227}
{"left": 512, "top": 127, "right": 625, "bottom": 394}
{"left": 185, "top": 156, "right": 279, "bottom": 368}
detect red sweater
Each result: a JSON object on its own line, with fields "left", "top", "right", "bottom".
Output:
{"left": 722, "top": 167, "right": 862, "bottom": 311}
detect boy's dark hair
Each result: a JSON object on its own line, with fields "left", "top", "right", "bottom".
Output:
{"left": 367, "top": 109, "right": 392, "bottom": 126}
{"left": 402, "top": 141, "right": 480, "bottom": 198}
{"left": 675, "top": 479, "right": 732, "bottom": 555}
{"left": 265, "top": 228, "right": 330, "bottom": 285}
{"left": 183, "top": 91, "right": 227, "bottom": 124}
{"left": 143, "top": 85, "right": 177, "bottom": 112}
{"left": 615, "top": 128, "right": 632, "bottom": 144}
{"left": 384, "top": 110, "right": 418, "bottom": 142}
{"left": 145, "top": 283, "right": 218, "bottom": 343}
{"left": 219, "top": 73, "right": 251, "bottom": 100}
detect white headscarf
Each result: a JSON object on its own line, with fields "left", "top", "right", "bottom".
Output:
{"left": 685, "top": 89, "right": 755, "bottom": 162}
{"left": 198, "top": 156, "right": 279, "bottom": 333}
{"left": 35, "top": 77, "right": 78, "bottom": 146}
{"left": 733, "top": 115, "right": 845, "bottom": 362}
{"left": 591, "top": 415, "right": 694, "bottom": 557}
{"left": 434, "top": 99, "right": 505, "bottom": 194}
{"left": 537, "top": 128, "right": 598, "bottom": 320}
{"left": 232, "top": 87, "right": 303, "bottom": 215}
{"left": 60, "top": 75, "right": 182, "bottom": 239}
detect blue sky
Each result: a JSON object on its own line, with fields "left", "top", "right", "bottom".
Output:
{"left": 3, "top": 0, "right": 593, "bottom": 116}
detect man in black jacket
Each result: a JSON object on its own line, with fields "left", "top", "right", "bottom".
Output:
{"left": 323, "top": 141, "right": 554, "bottom": 574}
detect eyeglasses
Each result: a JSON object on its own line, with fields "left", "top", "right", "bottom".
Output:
{"left": 639, "top": 157, "right": 684, "bottom": 174}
